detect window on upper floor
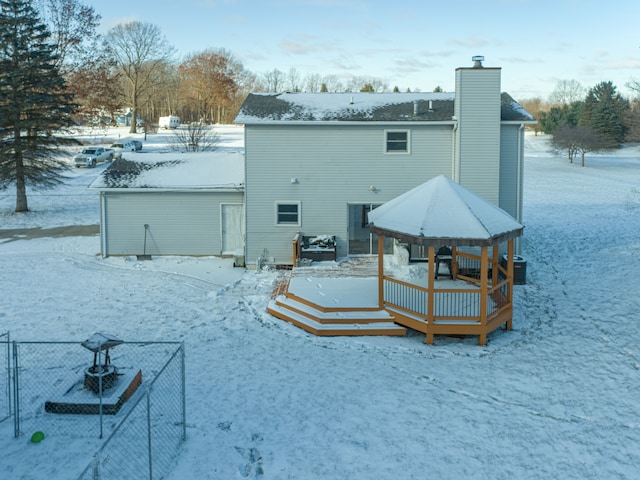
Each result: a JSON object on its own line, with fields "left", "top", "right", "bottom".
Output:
{"left": 276, "top": 202, "right": 300, "bottom": 226}
{"left": 385, "top": 130, "right": 410, "bottom": 154}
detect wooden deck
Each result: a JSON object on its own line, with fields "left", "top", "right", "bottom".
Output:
{"left": 268, "top": 257, "right": 406, "bottom": 336}
{"left": 268, "top": 256, "right": 513, "bottom": 344}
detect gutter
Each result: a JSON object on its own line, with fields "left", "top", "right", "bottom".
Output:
{"left": 237, "top": 120, "right": 458, "bottom": 127}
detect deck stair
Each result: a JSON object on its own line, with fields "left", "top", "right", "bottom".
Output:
{"left": 268, "top": 294, "right": 406, "bottom": 337}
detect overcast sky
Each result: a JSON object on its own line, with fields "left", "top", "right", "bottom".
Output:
{"left": 79, "top": 0, "right": 640, "bottom": 100}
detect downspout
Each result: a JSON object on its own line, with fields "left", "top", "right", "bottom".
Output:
{"left": 516, "top": 124, "right": 524, "bottom": 254}
{"left": 516, "top": 124, "right": 524, "bottom": 223}
{"left": 451, "top": 119, "right": 459, "bottom": 181}
{"left": 100, "top": 192, "right": 107, "bottom": 257}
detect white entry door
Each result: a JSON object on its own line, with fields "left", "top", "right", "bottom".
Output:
{"left": 221, "top": 204, "right": 244, "bottom": 254}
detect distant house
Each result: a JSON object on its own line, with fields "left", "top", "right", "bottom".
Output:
{"left": 234, "top": 57, "right": 535, "bottom": 269}
{"left": 115, "top": 108, "right": 144, "bottom": 127}
{"left": 91, "top": 153, "right": 244, "bottom": 257}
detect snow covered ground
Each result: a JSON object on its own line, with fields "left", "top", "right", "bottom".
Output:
{"left": 1, "top": 127, "right": 640, "bottom": 479}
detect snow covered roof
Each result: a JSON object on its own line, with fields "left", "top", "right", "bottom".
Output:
{"left": 89, "top": 151, "right": 244, "bottom": 191}
{"left": 234, "top": 92, "right": 534, "bottom": 124}
{"left": 367, "top": 175, "right": 523, "bottom": 246}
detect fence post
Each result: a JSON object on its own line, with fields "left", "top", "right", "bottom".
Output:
{"left": 12, "top": 341, "right": 20, "bottom": 438}
{"left": 98, "top": 342, "right": 104, "bottom": 439}
{"left": 5, "top": 332, "right": 11, "bottom": 417}
{"left": 180, "top": 342, "right": 186, "bottom": 441}
{"left": 146, "top": 388, "right": 153, "bottom": 480}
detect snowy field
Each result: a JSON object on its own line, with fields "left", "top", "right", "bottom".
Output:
{"left": 1, "top": 126, "right": 640, "bottom": 479}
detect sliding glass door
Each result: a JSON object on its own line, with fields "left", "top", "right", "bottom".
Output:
{"left": 347, "top": 203, "right": 393, "bottom": 255}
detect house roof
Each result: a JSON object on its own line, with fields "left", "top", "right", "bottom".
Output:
{"left": 234, "top": 92, "right": 535, "bottom": 124}
{"left": 89, "top": 151, "right": 244, "bottom": 191}
{"left": 367, "top": 175, "right": 524, "bottom": 247}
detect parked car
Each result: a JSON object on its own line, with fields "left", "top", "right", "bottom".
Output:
{"left": 110, "top": 141, "right": 135, "bottom": 160}
{"left": 73, "top": 147, "right": 113, "bottom": 168}
{"left": 132, "top": 140, "right": 142, "bottom": 151}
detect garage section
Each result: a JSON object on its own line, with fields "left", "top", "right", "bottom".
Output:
{"left": 101, "top": 191, "right": 244, "bottom": 257}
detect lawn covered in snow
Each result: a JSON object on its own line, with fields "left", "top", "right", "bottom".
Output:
{"left": 1, "top": 126, "right": 640, "bottom": 479}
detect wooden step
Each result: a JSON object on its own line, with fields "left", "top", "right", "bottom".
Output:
{"left": 267, "top": 299, "right": 406, "bottom": 337}
{"left": 275, "top": 295, "right": 395, "bottom": 324}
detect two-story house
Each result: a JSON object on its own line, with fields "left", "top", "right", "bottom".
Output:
{"left": 235, "top": 57, "right": 535, "bottom": 269}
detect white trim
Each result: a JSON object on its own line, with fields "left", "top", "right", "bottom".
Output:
{"left": 275, "top": 201, "right": 301, "bottom": 226}
{"left": 236, "top": 121, "right": 457, "bottom": 126}
{"left": 384, "top": 129, "right": 411, "bottom": 154}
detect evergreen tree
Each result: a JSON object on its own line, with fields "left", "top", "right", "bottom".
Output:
{"left": 579, "top": 81, "right": 629, "bottom": 145}
{"left": 0, "top": 0, "right": 76, "bottom": 213}
{"left": 538, "top": 101, "right": 582, "bottom": 134}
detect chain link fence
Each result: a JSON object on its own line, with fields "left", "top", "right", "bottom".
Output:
{"left": 5, "top": 338, "right": 185, "bottom": 479}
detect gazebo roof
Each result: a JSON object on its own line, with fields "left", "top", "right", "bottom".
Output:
{"left": 368, "top": 175, "right": 524, "bottom": 247}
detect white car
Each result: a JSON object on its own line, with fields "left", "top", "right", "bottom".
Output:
{"left": 110, "top": 141, "right": 135, "bottom": 159}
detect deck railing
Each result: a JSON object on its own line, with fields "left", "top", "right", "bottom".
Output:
{"left": 383, "top": 274, "right": 511, "bottom": 325}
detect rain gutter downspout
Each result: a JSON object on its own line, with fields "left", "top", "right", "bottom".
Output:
{"left": 516, "top": 123, "right": 524, "bottom": 253}
{"left": 452, "top": 119, "right": 459, "bottom": 181}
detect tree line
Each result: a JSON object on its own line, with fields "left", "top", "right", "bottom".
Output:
{"left": 3, "top": 0, "right": 640, "bottom": 213}
{"left": 37, "top": 2, "right": 398, "bottom": 132}
{"left": 519, "top": 79, "right": 640, "bottom": 166}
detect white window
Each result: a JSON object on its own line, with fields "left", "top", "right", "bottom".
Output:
{"left": 276, "top": 202, "right": 300, "bottom": 226}
{"left": 385, "top": 130, "right": 410, "bottom": 154}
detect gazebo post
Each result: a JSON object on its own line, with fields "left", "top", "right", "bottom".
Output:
{"left": 426, "top": 245, "right": 435, "bottom": 344}
{"left": 377, "top": 235, "right": 385, "bottom": 310}
{"left": 479, "top": 246, "right": 489, "bottom": 346}
{"left": 492, "top": 244, "right": 500, "bottom": 286}
{"left": 451, "top": 245, "right": 458, "bottom": 279}
{"left": 506, "top": 239, "right": 515, "bottom": 330}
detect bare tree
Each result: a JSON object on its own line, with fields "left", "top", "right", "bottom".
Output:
{"left": 38, "top": 0, "right": 100, "bottom": 74}
{"left": 137, "top": 59, "right": 179, "bottom": 124}
{"left": 286, "top": 67, "right": 301, "bottom": 92}
{"left": 320, "top": 74, "right": 344, "bottom": 92}
{"left": 344, "top": 76, "right": 388, "bottom": 93}
{"left": 304, "top": 73, "right": 322, "bottom": 92}
{"left": 179, "top": 48, "right": 242, "bottom": 124}
{"left": 67, "top": 50, "right": 123, "bottom": 125}
{"left": 105, "top": 21, "right": 175, "bottom": 133}
{"left": 549, "top": 80, "right": 585, "bottom": 106}
{"left": 627, "top": 78, "right": 640, "bottom": 97}
{"left": 518, "top": 97, "right": 547, "bottom": 134}
{"left": 172, "top": 123, "right": 218, "bottom": 152}
{"left": 262, "top": 68, "right": 284, "bottom": 92}
{"left": 551, "top": 124, "right": 614, "bottom": 167}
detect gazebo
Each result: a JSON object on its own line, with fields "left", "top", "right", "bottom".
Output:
{"left": 368, "top": 175, "right": 524, "bottom": 345}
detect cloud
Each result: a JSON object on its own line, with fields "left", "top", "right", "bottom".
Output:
{"left": 393, "top": 57, "right": 436, "bottom": 73}
{"left": 279, "top": 41, "right": 317, "bottom": 55}
{"left": 448, "top": 35, "right": 492, "bottom": 48}
{"left": 99, "top": 16, "right": 137, "bottom": 31}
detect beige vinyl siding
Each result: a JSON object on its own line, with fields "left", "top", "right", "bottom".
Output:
{"left": 455, "top": 68, "right": 502, "bottom": 204}
{"left": 244, "top": 124, "right": 453, "bottom": 265}
{"left": 101, "top": 191, "right": 243, "bottom": 256}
